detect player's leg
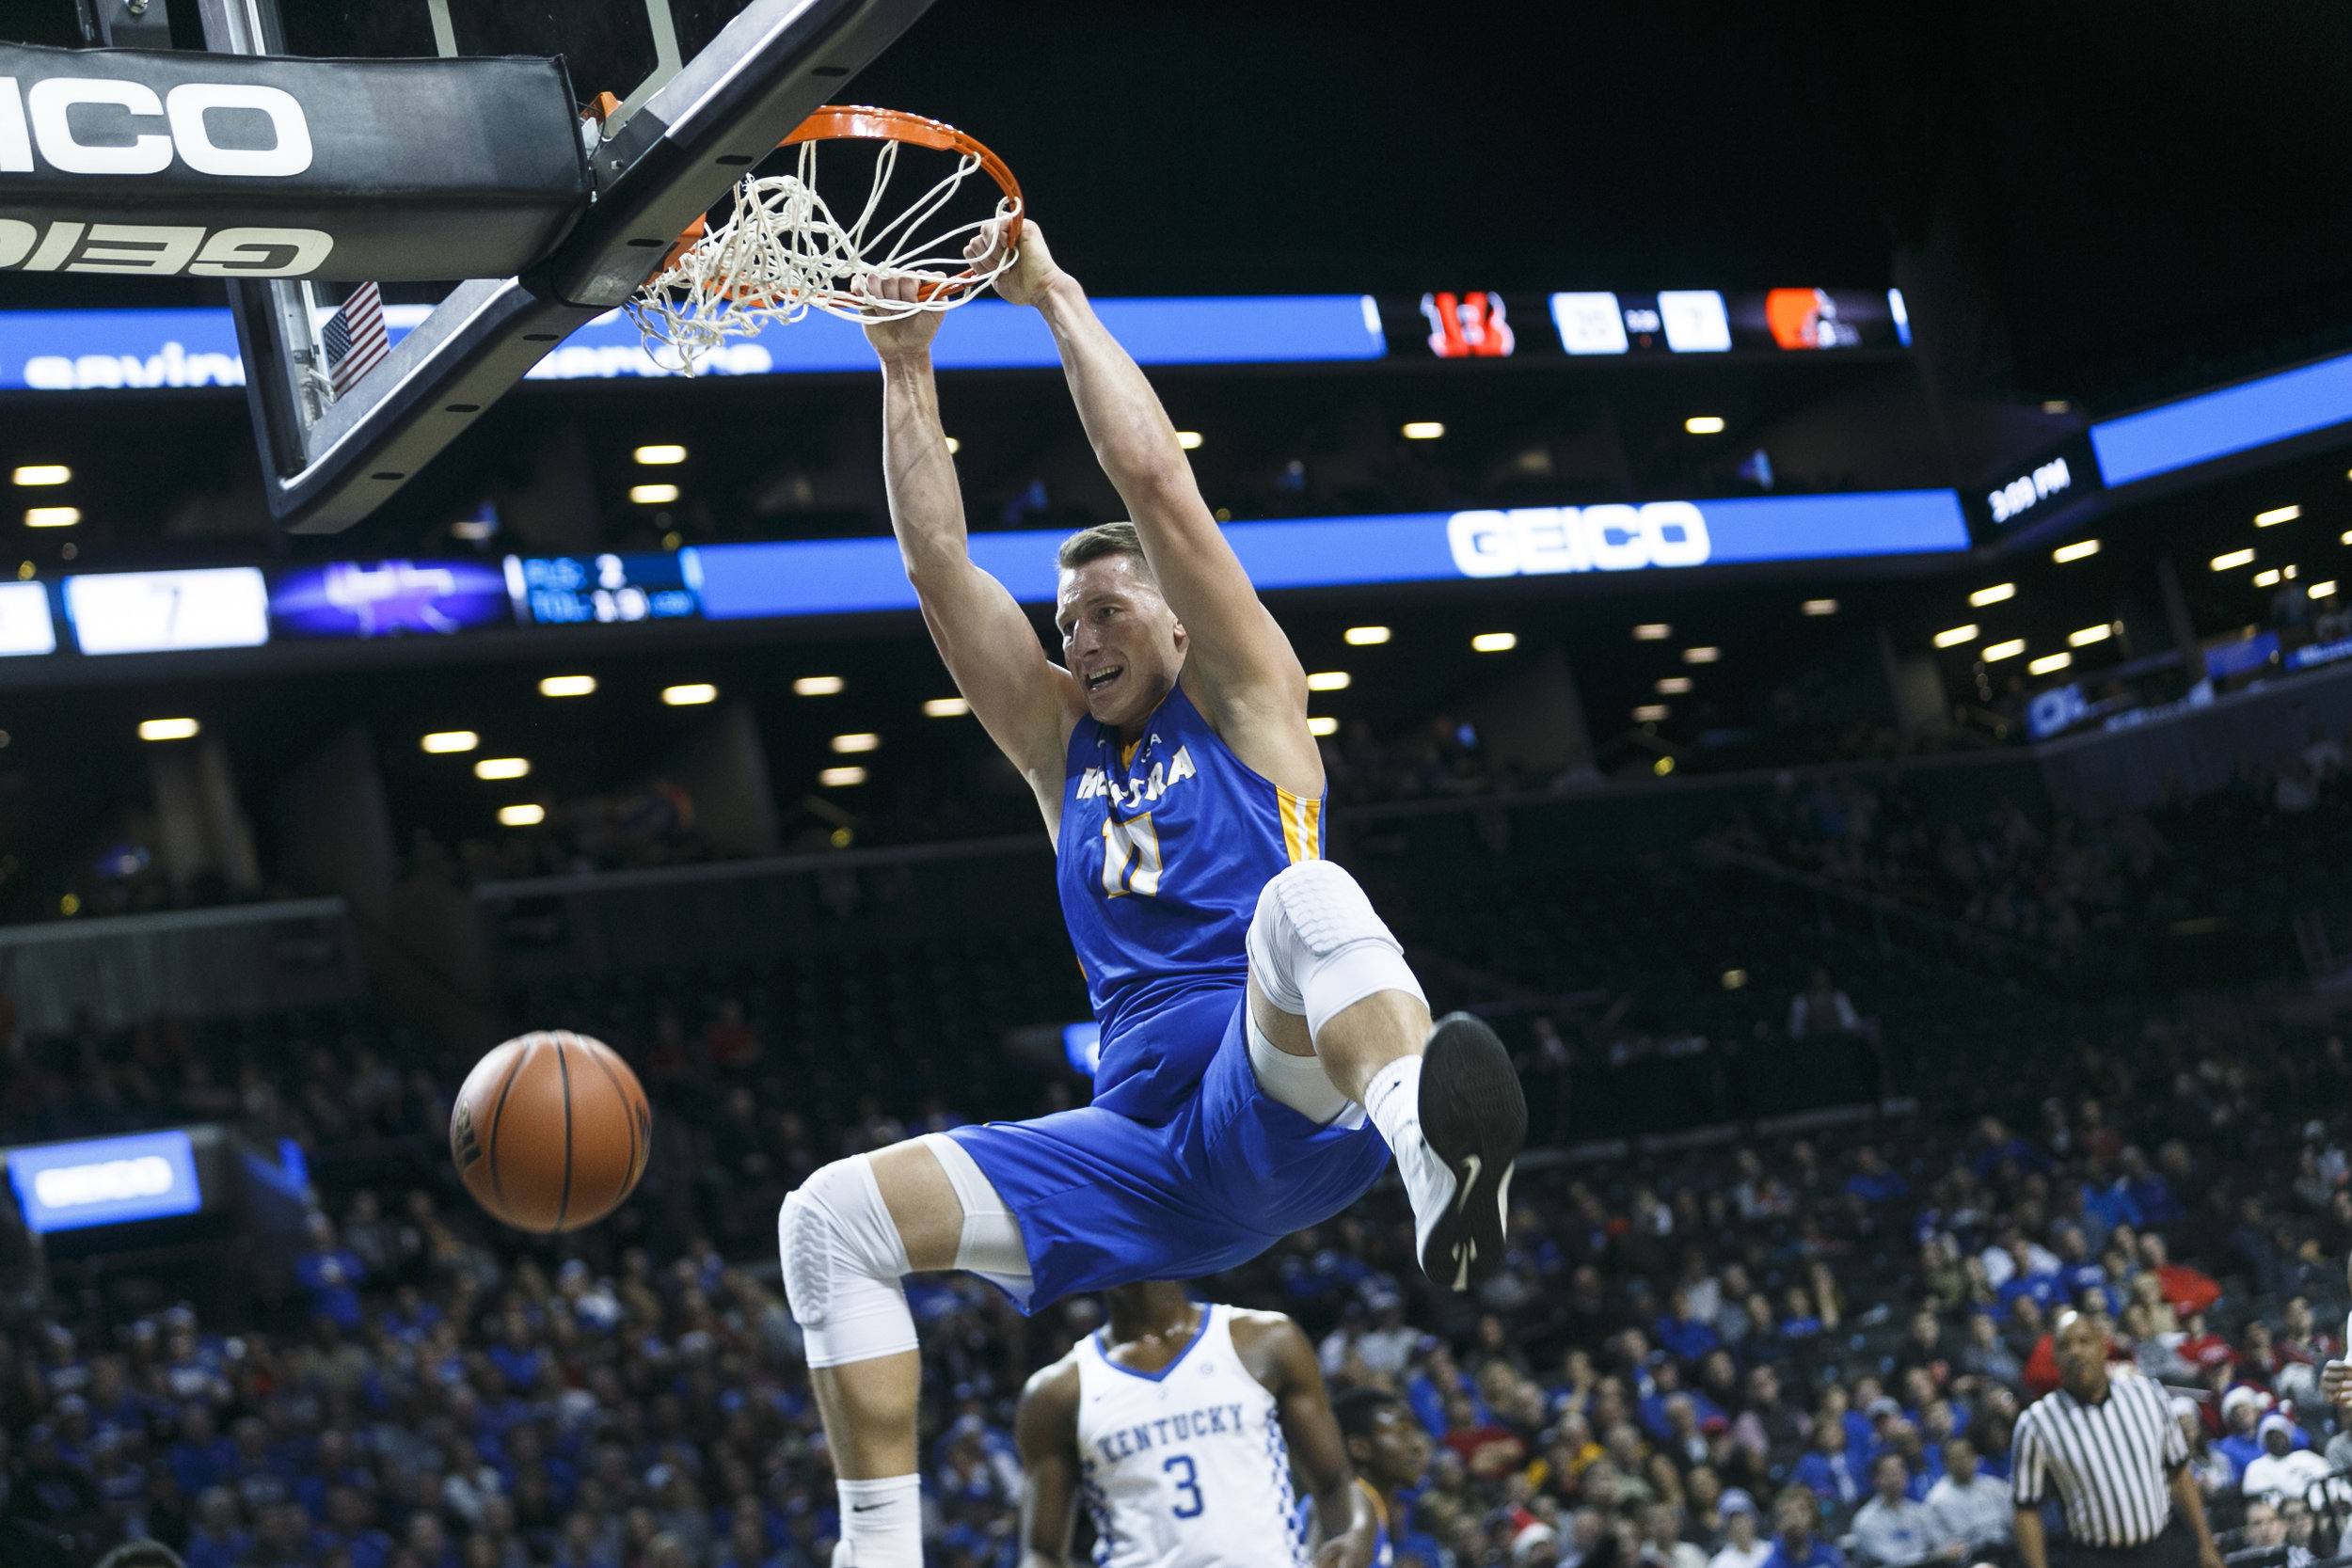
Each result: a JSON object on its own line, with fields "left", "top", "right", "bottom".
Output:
{"left": 781, "top": 1135, "right": 1029, "bottom": 1566}
{"left": 1243, "top": 859, "right": 1526, "bottom": 1291}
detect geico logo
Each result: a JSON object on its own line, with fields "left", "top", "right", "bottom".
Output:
{"left": 0, "top": 76, "right": 312, "bottom": 177}
{"left": 0, "top": 219, "right": 331, "bottom": 276}
{"left": 1448, "top": 502, "right": 1712, "bottom": 577}
{"left": 32, "top": 1154, "right": 175, "bottom": 1209}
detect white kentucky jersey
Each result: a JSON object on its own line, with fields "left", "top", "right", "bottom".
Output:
{"left": 1075, "top": 1305, "right": 1307, "bottom": 1568}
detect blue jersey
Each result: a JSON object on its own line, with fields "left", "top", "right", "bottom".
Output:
{"left": 1057, "top": 683, "right": 1323, "bottom": 1121}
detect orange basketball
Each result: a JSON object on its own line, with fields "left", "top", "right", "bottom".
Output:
{"left": 450, "top": 1031, "right": 651, "bottom": 1232}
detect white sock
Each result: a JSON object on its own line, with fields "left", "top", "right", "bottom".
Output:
{"left": 836, "top": 1475, "right": 922, "bottom": 1568}
{"left": 1364, "top": 1056, "right": 1454, "bottom": 1242}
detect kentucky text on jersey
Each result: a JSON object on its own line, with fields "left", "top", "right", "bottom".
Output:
{"left": 1093, "top": 1402, "right": 1249, "bottom": 1465}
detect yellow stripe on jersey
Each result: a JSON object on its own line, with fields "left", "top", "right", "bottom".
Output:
{"left": 1277, "top": 787, "right": 1323, "bottom": 863}
{"left": 1357, "top": 1478, "right": 1390, "bottom": 1532}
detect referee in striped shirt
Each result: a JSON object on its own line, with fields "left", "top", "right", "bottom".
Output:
{"left": 2010, "top": 1310, "right": 2224, "bottom": 1568}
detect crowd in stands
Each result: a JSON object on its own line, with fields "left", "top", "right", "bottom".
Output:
{"left": 8, "top": 939, "right": 2352, "bottom": 1568}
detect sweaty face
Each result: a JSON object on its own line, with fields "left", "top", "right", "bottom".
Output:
{"left": 1057, "top": 555, "right": 1185, "bottom": 730}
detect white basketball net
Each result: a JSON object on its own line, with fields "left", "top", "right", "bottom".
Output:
{"left": 627, "top": 137, "right": 1019, "bottom": 374}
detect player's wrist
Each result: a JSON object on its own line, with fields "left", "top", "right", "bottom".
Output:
{"left": 875, "top": 344, "right": 936, "bottom": 376}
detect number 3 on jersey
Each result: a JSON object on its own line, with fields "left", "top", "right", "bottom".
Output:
{"left": 1102, "top": 814, "right": 1163, "bottom": 897}
{"left": 1163, "top": 1454, "right": 1204, "bottom": 1518}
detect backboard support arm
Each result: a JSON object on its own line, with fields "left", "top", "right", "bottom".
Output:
{"left": 205, "top": 0, "right": 938, "bottom": 534}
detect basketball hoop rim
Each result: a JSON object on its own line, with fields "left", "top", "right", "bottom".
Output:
{"left": 655, "top": 104, "right": 1023, "bottom": 282}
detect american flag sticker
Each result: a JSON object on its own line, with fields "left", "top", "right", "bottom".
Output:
{"left": 323, "top": 282, "right": 389, "bottom": 398}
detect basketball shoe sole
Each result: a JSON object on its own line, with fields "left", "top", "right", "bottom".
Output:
{"left": 1417, "top": 1011, "right": 1528, "bottom": 1291}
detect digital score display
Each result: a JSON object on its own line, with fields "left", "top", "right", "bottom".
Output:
{"left": 503, "top": 553, "right": 700, "bottom": 626}
{"left": 64, "top": 567, "right": 270, "bottom": 656}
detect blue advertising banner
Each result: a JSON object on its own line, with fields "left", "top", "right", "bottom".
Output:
{"left": 6, "top": 1130, "right": 202, "bottom": 1233}
{"left": 684, "top": 492, "right": 1972, "bottom": 620}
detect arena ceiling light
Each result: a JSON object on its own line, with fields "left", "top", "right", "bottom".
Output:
{"left": 1656, "top": 676, "right": 1693, "bottom": 694}
{"left": 1344, "top": 626, "right": 1391, "bottom": 645}
{"left": 1633, "top": 624, "right": 1671, "bottom": 641}
{"left": 2256, "top": 504, "right": 2301, "bottom": 527}
{"left": 1633, "top": 705, "right": 1670, "bottom": 722}
{"left": 2311, "top": 581, "right": 2340, "bottom": 599}
{"left": 24, "top": 507, "right": 78, "bottom": 528}
{"left": 944, "top": 437, "right": 961, "bottom": 454}
{"left": 633, "top": 445, "right": 688, "bottom": 466}
{"left": 538, "top": 674, "right": 596, "bottom": 697}
{"left": 1969, "top": 583, "right": 2017, "bottom": 607}
{"left": 1470, "top": 632, "right": 1517, "bottom": 652}
{"left": 10, "top": 466, "right": 69, "bottom": 486}
{"left": 1306, "top": 672, "right": 1351, "bottom": 691}
{"left": 2053, "top": 539, "right": 2102, "bottom": 562}
{"left": 2028, "top": 651, "right": 2074, "bottom": 675}
{"left": 1984, "top": 639, "right": 2027, "bottom": 661}
{"left": 1308, "top": 716, "right": 1339, "bottom": 736}
{"left": 1683, "top": 415, "right": 1725, "bottom": 435}
{"left": 1683, "top": 646, "right": 1722, "bottom": 663}
{"left": 2254, "top": 569, "right": 2281, "bottom": 587}
{"left": 1933, "top": 625, "right": 1980, "bottom": 648}
{"left": 2069, "top": 624, "right": 2116, "bottom": 647}
{"left": 923, "top": 697, "right": 971, "bottom": 717}
{"left": 1400, "top": 421, "right": 1446, "bottom": 440}
{"left": 2211, "top": 548, "right": 2256, "bottom": 571}
{"left": 818, "top": 766, "right": 868, "bottom": 787}
{"left": 629, "top": 483, "right": 681, "bottom": 505}
{"left": 421, "top": 730, "right": 479, "bottom": 753}
{"left": 1802, "top": 600, "right": 1838, "bottom": 616}
{"left": 137, "top": 718, "right": 199, "bottom": 741}
{"left": 1175, "top": 432, "right": 1204, "bottom": 450}
{"left": 661, "top": 684, "right": 719, "bottom": 705}
{"left": 832, "top": 733, "right": 882, "bottom": 753}
{"left": 794, "top": 675, "right": 845, "bottom": 696}
{"left": 474, "top": 757, "right": 530, "bottom": 780}
{"left": 498, "top": 804, "right": 546, "bottom": 826}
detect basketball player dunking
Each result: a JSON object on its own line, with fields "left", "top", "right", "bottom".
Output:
{"left": 778, "top": 218, "right": 1526, "bottom": 1568}
{"left": 1017, "top": 1282, "right": 1375, "bottom": 1568}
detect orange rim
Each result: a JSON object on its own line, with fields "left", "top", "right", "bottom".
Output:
{"left": 651, "top": 105, "right": 1023, "bottom": 297}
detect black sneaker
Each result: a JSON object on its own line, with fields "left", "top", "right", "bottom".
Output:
{"left": 1415, "top": 1011, "right": 1528, "bottom": 1291}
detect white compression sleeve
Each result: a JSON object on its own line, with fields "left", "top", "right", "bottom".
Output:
{"left": 1246, "top": 1006, "right": 1361, "bottom": 1127}
{"left": 917, "top": 1132, "right": 1034, "bottom": 1305}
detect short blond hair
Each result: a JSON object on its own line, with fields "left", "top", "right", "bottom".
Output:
{"left": 1057, "top": 521, "right": 1154, "bottom": 580}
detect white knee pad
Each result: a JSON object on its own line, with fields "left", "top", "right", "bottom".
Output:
{"left": 778, "top": 1156, "right": 918, "bottom": 1369}
{"left": 1246, "top": 859, "right": 1425, "bottom": 1037}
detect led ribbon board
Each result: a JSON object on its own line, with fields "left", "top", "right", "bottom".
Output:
{"left": 2091, "top": 348, "right": 2352, "bottom": 487}
{"left": 686, "top": 491, "right": 1970, "bottom": 619}
{"left": 6, "top": 1129, "right": 202, "bottom": 1232}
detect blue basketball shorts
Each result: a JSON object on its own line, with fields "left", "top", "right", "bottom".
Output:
{"left": 946, "top": 985, "right": 1391, "bottom": 1311}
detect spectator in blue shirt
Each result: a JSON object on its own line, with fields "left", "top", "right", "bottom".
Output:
{"left": 167, "top": 1403, "right": 237, "bottom": 1497}
{"left": 2118, "top": 1146, "right": 2185, "bottom": 1227}
{"left": 1762, "top": 1483, "right": 1850, "bottom": 1568}
{"left": 1793, "top": 1416, "right": 1867, "bottom": 1509}
{"left": 1658, "top": 1288, "right": 1723, "bottom": 1365}
{"left": 185, "top": 1485, "right": 253, "bottom": 1568}
{"left": 1994, "top": 1238, "right": 2065, "bottom": 1317}
{"left": 1844, "top": 1147, "right": 1909, "bottom": 1207}
{"left": 294, "top": 1214, "right": 367, "bottom": 1332}
{"left": 1638, "top": 1359, "right": 1723, "bottom": 1441}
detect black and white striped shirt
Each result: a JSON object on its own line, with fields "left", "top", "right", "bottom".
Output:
{"left": 2011, "top": 1371, "right": 2187, "bottom": 1548}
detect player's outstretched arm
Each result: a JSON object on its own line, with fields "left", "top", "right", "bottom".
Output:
{"left": 973, "top": 221, "right": 1319, "bottom": 793}
{"left": 866, "top": 278, "right": 1085, "bottom": 832}
{"left": 1014, "top": 1359, "right": 1084, "bottom": 1568}
{"left": 1237, "top": 1312, "right": 1377, "bottom": 1568}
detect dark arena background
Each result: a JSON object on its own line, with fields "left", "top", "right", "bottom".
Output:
{"left": 3, "top": 2, "right": 2352, "bottom": 1567}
